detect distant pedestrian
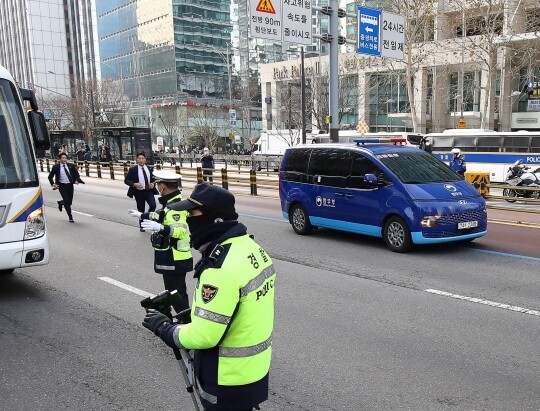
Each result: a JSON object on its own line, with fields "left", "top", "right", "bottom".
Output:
{"left": 201, "top": 147, "right": 214, "bottom": 183}
{"left": 125, "top": 152, "right": 158, "bottom": 231}
{"left": 48, "top": 152, "right": 85, "bottom": 223}
{"left": 83, "top": 150, "right": 92, "bottom": 161}
{"left": 76, "top": 146, "right": 85, "bottom": 161}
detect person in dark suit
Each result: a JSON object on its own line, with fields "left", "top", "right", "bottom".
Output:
{"left": 48, "top": 152, "right": 85, "bottom": 223}
{"left": 125, "top": 152, "right": 158, "bottom": 231}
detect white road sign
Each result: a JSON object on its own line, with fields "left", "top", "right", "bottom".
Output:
{"left": 380, "top": 11, "right": 405, "bottom": 60}
{"left": 282, "top": 1, "right": 312, "bottom": 45}
{"left": 249, "top": 0, "right": 283, "bottom": 41}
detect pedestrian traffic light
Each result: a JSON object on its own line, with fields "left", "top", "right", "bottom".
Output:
{"left": 229, "top": 132, "right": 234, "bottom": 141}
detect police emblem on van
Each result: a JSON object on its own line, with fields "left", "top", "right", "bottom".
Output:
{"left": 444, "top": 184, "right": 457, "bottom": 192}
{"left": 202, "top": 285, "right": 218, "bottom": 303}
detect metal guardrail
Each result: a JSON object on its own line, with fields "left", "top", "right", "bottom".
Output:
{"left": 38, "top": 158, "right": 279, "bottom": 196}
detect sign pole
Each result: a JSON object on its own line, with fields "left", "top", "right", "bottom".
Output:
{"left": 329, "top": 0, "right": 339, "bottom": 143}
{"left": 301, "top": 46, "right": 306, "bottom": 144}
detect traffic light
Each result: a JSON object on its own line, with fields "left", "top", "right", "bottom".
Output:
{"left": 228, "top": 132, "right": 234, "bottom": 141}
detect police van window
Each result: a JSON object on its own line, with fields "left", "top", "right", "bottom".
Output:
{"left": 307, "top": 148, "right": 349, "bottom": 188}
{"left": 283, "top": 148, "right": 311, "bottom": 183}
{"left": 349, "top": 153, "right": 389, "bottom": 188}
{"left": 379, "top": 152, "right": 461, "bottom": 183}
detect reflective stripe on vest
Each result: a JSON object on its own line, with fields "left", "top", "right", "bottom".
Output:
{"left": 239, "top": 264, "right": 275, "bottom": 297}
{"left": 169, "top": 222, "right": 188, "bottom": 230}
{"left": 155, "top": 264, "right": 175, "bottom": 271}
{"left": 219, "top": 333, "right": 272, "bottom": 358}
{"left": 194, "top": 306, "right": 232, "bottom": 325}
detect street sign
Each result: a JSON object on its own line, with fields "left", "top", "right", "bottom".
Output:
{"left": 249, "top": 0, "right": 282, "bottom": 41}
{"left": 356, "top": 6, "right": 381, "bottom": 57}
{"left": 381, "top": 12, "right": 405, "bottom": 60}
{"left": 229, "top": 109, "right": 237, "bottom": 127}
{"left": 282, "top": 1, "right": 312, "bottom": 45}
{"left": 356, "top": 120, "right": 370, "bottom": 136}
{"left": 356, "top": 7, "right": 405, "bottom": 61}
{"left": 457, "top": 118, "right": 467, "bottom": 129}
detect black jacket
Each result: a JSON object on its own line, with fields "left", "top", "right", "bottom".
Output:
{"left": 124, "top": 164, "right": 158, "bottom": 198}
{"left": 47, "top": 163, "right": 84, "bottom": 186}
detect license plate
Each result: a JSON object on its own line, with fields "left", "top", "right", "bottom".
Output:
{"left": 458, "top": 220, "right": 478, "bottom": 230}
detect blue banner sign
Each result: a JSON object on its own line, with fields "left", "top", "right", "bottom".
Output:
{"left": 356, "top": 6, "right": 381, "bottom": 57}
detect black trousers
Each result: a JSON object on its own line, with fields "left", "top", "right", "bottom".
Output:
{"left": 162, "top": 272, "right": 189, "bottom": 314}
{"left": 58, "top": 183, "right": 74, "bottom": 219}
{"left": 133, "top": 189, "right": 156, "bottom": 213}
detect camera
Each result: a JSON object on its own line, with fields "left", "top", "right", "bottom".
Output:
{"left": 141, "top": 289, "right": 181, "bottom": 314}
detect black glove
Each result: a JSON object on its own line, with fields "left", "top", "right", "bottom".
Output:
{"left": 142, "top": 309, "right": 171, "bottom": 336}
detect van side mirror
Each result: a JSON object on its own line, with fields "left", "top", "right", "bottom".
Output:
{"left": 27, "top": 111, "right": 51, "bottom": 150}
{"left": 364, "top": 173, "right": 378, "bottom": 185}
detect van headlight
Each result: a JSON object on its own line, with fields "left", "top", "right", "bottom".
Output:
{"left": 421, "top": 215, "right": 441, "bottom": 228}
{"left": 24, "top": 207, "right": 46, "bottom": 239}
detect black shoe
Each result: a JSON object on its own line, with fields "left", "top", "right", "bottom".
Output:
{"left": 140, "top": 228, "right": 145, "bottom": 232}
{"left": 69, "top": 218, "right": 74, "bottom": 223}
{"left": 58, "top": 201, "right": 63, "bottom": 212}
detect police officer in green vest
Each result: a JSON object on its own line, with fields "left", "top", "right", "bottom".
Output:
{"left": 129, "top": 170, "right": 193, "bottom": 314}
{"left": 142, "top": 184, "right": 275, "bottom": 411}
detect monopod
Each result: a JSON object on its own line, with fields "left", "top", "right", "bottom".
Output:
{"left": 141, "top": 290, "right": 203, "bottom": 411}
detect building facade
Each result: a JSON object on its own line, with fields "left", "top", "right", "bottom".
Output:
{"left": 0, "top": 0, "right": 98, "bottom": 103}
{"left": 261, "top": 0, "right": 540, "bottom": 134}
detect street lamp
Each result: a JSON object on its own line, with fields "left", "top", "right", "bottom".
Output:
{"left": 385, "top": 99, "right": 395, "bottom": 132}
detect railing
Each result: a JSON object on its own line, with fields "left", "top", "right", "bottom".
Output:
{"left": 38, "top": 158, "right": 279, "bottom": 196}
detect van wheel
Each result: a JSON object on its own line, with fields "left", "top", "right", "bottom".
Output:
{"left": 383, "top": 216, "right": 412, "bottom": 253}
{"left": 290, "top": 204, "right": 312, "bottom": 235}
{"left": 0, "top": 269, "right": 14, "bottom": 275}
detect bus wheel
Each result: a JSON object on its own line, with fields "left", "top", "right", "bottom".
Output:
{"left": 503, "top": 188, "right": 517, "bottom": 203}
{"left": 290, "top": 204, "right": 313, "bottom": 235}
{"left": 0, "top": 269, "right": 14, "bottom": 275}
{"left": 383, "top": 216, "right": 412, "bottom": 253}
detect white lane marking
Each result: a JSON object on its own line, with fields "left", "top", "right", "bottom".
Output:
{"left": 425, "top": 289, "right": 540, "bottom": 317}
{"left": 72, "top": 210, "right": 94, "bottom": 217}
{"left": 99, "top": 276, "right": 154, "bottom": 298}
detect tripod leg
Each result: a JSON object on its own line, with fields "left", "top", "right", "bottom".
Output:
{"left": 172, "top": 346, "right": 202, "bottom": 411}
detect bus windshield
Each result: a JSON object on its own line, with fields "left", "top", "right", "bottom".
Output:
{"left": 0, "top": 79, "right": 38, "bottom": 189}
{"left": 378, "top": 152, "right": 461, "bottom": 183}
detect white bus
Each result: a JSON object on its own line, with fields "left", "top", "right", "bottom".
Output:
{"left": 0, "top": 66, "right": 51, "bottom": 273}
{"left": 424, "top": 129, "right": 540, "bottom": 182}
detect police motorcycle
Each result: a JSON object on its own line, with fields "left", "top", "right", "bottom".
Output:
{"left": 502, "top": 160, "right": 540, "bottom": 202}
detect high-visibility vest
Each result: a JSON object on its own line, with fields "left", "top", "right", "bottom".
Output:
{"left": 179, "top": 233, "right": 275, "bottom": 388}
{"left": 149, "top": 192, "right": 192, "bottom": 268}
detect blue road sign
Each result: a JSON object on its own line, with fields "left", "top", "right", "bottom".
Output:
{"left": 356, "top": 6, "right": 381, "bottom": 57}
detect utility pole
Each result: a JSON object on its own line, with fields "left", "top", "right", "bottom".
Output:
{"left": 300, "top": 46, "right": 306, "bottom": 144}
{"left": 314, "top": 3, "right": 349, "bottom": 142}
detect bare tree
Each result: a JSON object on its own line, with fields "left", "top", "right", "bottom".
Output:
{"left": 184, "top": 106, "right": 224, "bottom": 151}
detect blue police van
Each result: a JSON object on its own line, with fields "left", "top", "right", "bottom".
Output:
{"left": 279, "top": 138, "right": 487, "bottom": 252}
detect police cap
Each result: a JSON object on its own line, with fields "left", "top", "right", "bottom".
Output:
{"left": 153, "top": 170, "right": 182, "bottom": 183}
{"left": 169, "top": 183, "right": 235, "bottom": 213}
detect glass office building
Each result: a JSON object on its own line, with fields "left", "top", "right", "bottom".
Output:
{"left": 96, "top": 0, "right": 233, "bottom": 103}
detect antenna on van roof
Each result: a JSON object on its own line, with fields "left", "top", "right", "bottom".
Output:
{"left": 353, "top": 138, "right": 407, "bottom": 146}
